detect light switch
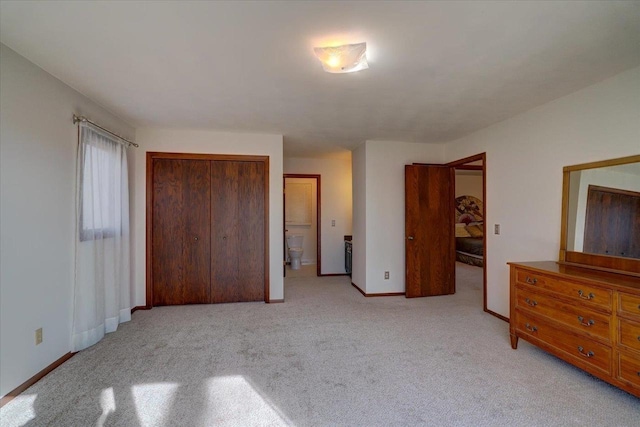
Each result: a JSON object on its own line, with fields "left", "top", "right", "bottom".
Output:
{"left": 331, "top": 220, "right": 336, "bottom": 227}
{"left": 494, "top": 224, "right": 500, "bottom": 235}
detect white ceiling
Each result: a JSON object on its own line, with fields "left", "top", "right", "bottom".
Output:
{"left": 1, "top": 1, "right": 639, "bottom": 157}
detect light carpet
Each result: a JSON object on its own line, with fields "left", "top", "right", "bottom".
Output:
{"left": 1, "top": 263, "right": 638, "bottom": 426}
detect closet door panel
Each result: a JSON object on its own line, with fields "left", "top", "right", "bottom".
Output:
{"left": 152, "top": 159, "right": 183, "bottom": 306}
{"left": 211, "top": 161, "right": 241, "bottom": 303}
{"left": 238, "top": 161, "right": 265, "bottom": 301}
{"left": 152, "top": 159, "right": 210, "bottom": 305}
{"left": 182, "top": 160, "right": 212, "bottom": 303}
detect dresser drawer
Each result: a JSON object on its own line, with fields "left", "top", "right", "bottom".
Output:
{"left": 516, "top": 286, "right": 610, "bottom": 342}
{"left": 515, "top": 310, "right": 612, "bottom": 374}
{"left": 618, "top": 352, "right": 640, "bottom": 388}
{"left": 515, "top": 269, "right": 612, "bottom": 311}
{"left": 619, "top": 293, "right": 640, "bottom": 320}
{"left": 516, "top": 269, "right": 558, "bottom": 289}
{"left": 618, "top": 318, "right": 640, "bottom": 352}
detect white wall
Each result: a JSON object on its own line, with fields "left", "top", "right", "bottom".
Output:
{"left": 444, "top": 66, "right": 640, "bottom": 318}
{"left": 0, "top": 44, "right": 135, "bottom": 398}
{"left": 285, "top": 177, "right": 317, "bottom": 265}
{"left": 132, "top": 128, "right": 284, "bottom": 303}
{"left": 357, "top": 140, "right": 445, "bottom": 294}
{"left": 351, "top": 145, "right": 367, "bottom": 287}
{"left": 284, "top": 155, "right": 353, "bottom": 274}
{"left": 455, "top": 172, "right": 483, "bottom": 200}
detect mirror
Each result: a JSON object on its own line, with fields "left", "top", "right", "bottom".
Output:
{"left": 560, "top": 155, "right": 640, "bottom": 276}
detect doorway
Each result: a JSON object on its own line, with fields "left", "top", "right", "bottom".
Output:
{"left": 283, "top": 174, "right": 321, "bottom": 277}
{"left": 446, "top": 153, "right": 500, "bottom": 321}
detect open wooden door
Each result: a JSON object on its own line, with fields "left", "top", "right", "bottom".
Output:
{"left": 405, "top": 164, "right": 456, "bottom": 298}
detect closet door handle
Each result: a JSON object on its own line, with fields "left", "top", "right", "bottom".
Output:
{"left": 194, "top": 236, "right": 199, "bottom": 241}
{"left": 222, "top": 236, "right": 227, "bottom": 240}
{"left": 407, "top": 236, "right": 414, "bottom": 240}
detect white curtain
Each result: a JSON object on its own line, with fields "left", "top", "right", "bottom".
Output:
{"left": 72, "top": 123, "right": 131, "bottom": 352}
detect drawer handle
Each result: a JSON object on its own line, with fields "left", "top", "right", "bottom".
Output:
{"left": 525, "top": 323, "right": 538, "bottom": 333}
{"left": 577, "top": 290, "right": 595, "bottom": 300}
{"left": 525, "top": 276, "right": 538, "bottom": 285}
{"left": 525, "top": 298, "right": 537, "bottom": 307}
{"left": 577, "top": 316, "right": 595, "bottom": 327}
{"left": 577, "top": 346, "right": 594, "bottom": 358}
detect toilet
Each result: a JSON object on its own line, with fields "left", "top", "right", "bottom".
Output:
{"left": 286, "top": 235, "right": 304, "bottom": 270}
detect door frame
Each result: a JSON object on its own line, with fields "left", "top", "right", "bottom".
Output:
{"left": 445, "top": 153, "right": 505, "bottom": 322}
{"left": 283, "top": 174, "right": 321, "bottom": 276}
{"left": 146, "top": 152, "right": 270, "bottom": 308}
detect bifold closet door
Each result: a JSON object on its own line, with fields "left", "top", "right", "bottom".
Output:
{"left": 211, "top": 161, "right": 265, "bottom": 303}
{"left": 152, "top": 159, "right": 211, "bottom": 305}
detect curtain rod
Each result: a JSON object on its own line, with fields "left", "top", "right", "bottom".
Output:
{"left": 73, "top": 114, "right": 139, "bottom": 148}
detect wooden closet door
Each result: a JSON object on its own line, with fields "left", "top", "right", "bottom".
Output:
{"left": 152, "top": 159, "right": 211, "bottom": 305}
{"left": 210, "top": 161, "right": 265, "bottom": 303}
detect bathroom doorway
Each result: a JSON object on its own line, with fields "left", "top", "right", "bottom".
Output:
{"left": 283, "top": 174, "right": 320, "bottom": 277}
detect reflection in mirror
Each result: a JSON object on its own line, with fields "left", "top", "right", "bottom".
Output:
{"left": 566, "top": 162, "right": 640, "bottom": 259}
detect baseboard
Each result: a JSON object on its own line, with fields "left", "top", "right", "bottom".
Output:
{"left": 485, "top": 308, "right": 509, "bottom": 322}
{"left": 267, "top": 299, "right": 284, "bottom": 303}
{"left": 320, "top": 273, "right": 350, "bottom": 277}
{"left": 0, "top": 352, "right": 75, "bottom": 408}
{"left": 131, "top": 305, "right": 150, "bottom": 314}
{"left": 351, "top": 282, "right": 405, "bottom": 297}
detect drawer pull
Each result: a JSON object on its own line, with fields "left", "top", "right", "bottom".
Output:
{"left": 525, "top": 323, "right": 538, "bottom": 333}
{"left": 577, "top": 290, "right": 595, "bottom": 300}
{"left": 525, "top": 298, "right": 538, "bottom": 307}
{"left": 525, "top": 276, "right": 538, "bottom": 285}
{"left": 577, "top": 346, "right": 594, "bottom": 358}
{"left": 577, "top": 316, "right": 595, "bottom": 327}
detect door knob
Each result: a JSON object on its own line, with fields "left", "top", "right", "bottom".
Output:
{"left": 408, "top": 236, "right": 414, "bottom": 240}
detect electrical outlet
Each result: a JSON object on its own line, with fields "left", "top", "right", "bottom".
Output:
{"left": 35, "top": 328, "right": 43, "bottom": 345}
{"left": 331, "top": 220, "right": 336, "bottom": 227}
{"left": 494, "top": 224, "right": 500, "bottom": 235}
{"left": 384, "top": 271, "right": 390, "bottom": 280}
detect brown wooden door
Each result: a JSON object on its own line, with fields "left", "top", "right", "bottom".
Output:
{"left": 152, "top": 159, "right": 211, "bottom": 305}
{"left": 405, "top": 165, "right": 455, "bottom": 298}
{"left": 584, "top": 185, "right": 640, "bottom": 259}
{"left": 211, "top": 161, "right": 265, "bottom": 303}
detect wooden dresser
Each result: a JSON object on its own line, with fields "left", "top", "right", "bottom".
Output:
{"left": 509, "top": 261, "right": 640, "bottom": 398}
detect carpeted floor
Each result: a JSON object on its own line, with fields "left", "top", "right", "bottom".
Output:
{"left": 1, "top": 263, "right": 638, "bottom": 426}
{"left": 285, "top": 264, "right": 317, "bottom": 278}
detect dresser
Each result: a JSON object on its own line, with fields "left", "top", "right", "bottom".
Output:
{"left": 509, "top": 261, "right": 640, "bottom": 398}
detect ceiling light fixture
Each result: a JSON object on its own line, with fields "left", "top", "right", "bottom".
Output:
{"left": 313, "top": 42, "right": 369, "bottom": 73}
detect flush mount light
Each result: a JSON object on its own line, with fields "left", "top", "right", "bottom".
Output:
{"left": 313, "top": 42, "right": 369, "bottom": 73}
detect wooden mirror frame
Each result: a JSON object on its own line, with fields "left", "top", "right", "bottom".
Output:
{"left": 559, "top": 154, "right": 640, "bottom": 277}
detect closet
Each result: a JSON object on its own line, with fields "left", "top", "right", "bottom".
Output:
{"left": 147, "top": 153, "right": 268, "bottom": 306}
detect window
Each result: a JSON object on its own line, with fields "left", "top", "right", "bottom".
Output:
{"left": 78, "top": 126, "right": 128, "bottom": 241}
